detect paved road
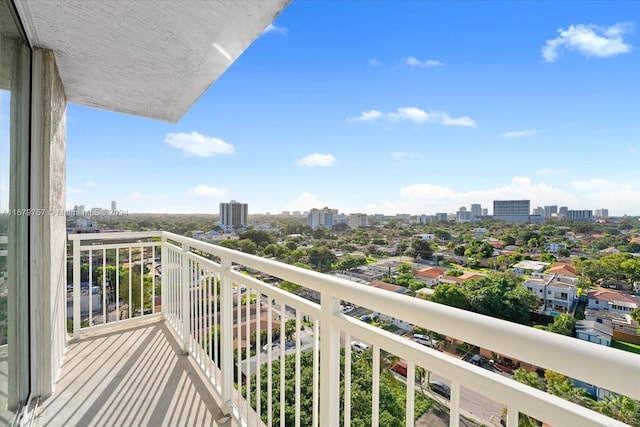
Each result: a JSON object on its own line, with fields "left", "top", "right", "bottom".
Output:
{"left": 430, "top": 372, "right": 504, "bottom": 426}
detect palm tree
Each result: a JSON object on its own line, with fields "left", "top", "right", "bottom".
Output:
{"left": 592, "top": 394, "right": 640, "bottom": 425}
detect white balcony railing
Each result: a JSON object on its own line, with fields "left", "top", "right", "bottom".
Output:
{"left": 69, "top": 232, "right": 639, "bottom": 427}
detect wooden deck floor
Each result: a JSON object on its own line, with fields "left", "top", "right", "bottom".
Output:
{"left": 35, "top": 319, "right": 231, "bottom": 427}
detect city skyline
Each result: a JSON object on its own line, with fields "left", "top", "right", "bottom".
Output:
{"left": 64, "top": 2, "right": 640, "bottom": 216}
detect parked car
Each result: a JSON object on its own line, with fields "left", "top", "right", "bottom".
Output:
{"left": 359, "top": 314, "right": 372, "bottom": 323}
{"left": 413, "top": 333, "right": 438, "bottom": 347}
{"left": 350, "top": 341, "right": 370, "bottom": 353}
{"left": 429, "top": 380, "right": 451, "bottom": 399}
{"left": 470, "top": 354, "right": 483, "bottom": 366}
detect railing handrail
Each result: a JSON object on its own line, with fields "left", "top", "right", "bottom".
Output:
{"left": 70, "top": 231, "right": 640, "bottom": 402}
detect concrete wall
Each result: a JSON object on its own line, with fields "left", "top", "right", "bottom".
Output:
{"left": 32, "top": 48, "right": 67, "bottom": 398}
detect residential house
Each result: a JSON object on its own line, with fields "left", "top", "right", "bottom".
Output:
{"left": 575, "top": 320, "right": 613, "bottom": 347}
{"left": 586, "top": 289, "right": 639, "bottom": 344}
{"left": 369, "top": 281, "right": 412, "bottom": 330}
{"left": 513, "top": 260, "right": 550, "bottom": 275}
{"left": 413, "top": 267, "right": 447, "bottom": 287}
{"left": 524, "top": 273, "right": 578, "bottom": 312}
{"left": 544, "top": 242, "right": 567, "bottom": 254}
{"left": 546, "top": 262, "right": 577, "bottom": 279}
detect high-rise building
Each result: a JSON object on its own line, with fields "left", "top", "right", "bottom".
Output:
{"left": 456, "top": 207, "right": 472, "bottom": 222}
{"left": 434, "top": 212, "right": 448, "bottom": 222}
{"left": 349, "top": 213, "right": 369, "bottom": 229}
{"left": 111, "top": 201, "right": 116, "bottom": 211}
{"left": 533, "top": 206, "right": 545, "bottom": 217}
{"left": 307, "top": 207, "right": 337, "bottom": 229}
{"left": 594, "top": 209, "right": 609, "bottom": 219}
{"left": 558, "top": 206, "right": 568, "bottom": 218}
{"left": 219, "top": 200, "right": 248, "bottom": 231}
{"left": 481, "top": 208, "right": 488, "bottom": 216}
{"left": 470, "top": 203, "right": 482, "bottom": 218}
{"left": 565, "top": 210, "right": 594, "bottom": 223}
{"left": 544, "top": 205, "right": 558, "bottom": 219}
{"left": 493, "top": 200, "right": 530, "bottom": 223}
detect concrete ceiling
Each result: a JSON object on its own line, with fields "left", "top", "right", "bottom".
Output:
{"left": 14, "top": 0, "right": 290, "bottom": 122}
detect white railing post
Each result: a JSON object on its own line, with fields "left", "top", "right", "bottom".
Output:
{"left": 161, "top": 234, "right": 167, "bottom": 319}
{"left": 181, "top": 243, "right": 191, "bottom": 353}
{"left": 319, "top": 293, "right": 340, "bottom": 427}
{"left": 449, "top": 381, "right": 460, "bottom": 427}
{"left": 220, "top": 258, "right": 234, "bottom": 415}
{"left": 73, "top": 237, "right": 81, "bottom": 338}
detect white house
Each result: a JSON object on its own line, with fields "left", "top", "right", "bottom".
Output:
{"left": 513, "top": 260, "right": 550, "bottom": 275}
{"left": 524, "top": 274, "right": 578, "bottom": 312}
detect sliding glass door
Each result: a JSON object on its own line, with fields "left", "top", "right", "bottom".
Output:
{"left": 1, "top": 1, "right": 31, "bottom": 423}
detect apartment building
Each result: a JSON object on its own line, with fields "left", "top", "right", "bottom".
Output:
{"left": 219, "top": 200, "right": 248, "bottom": 231}
{"left": 493, "top": 199, "right": 530, "bottom": 223}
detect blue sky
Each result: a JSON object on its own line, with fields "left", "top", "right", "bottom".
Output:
{"left": 66, "top": 1, "right": 640, "bottom": 216}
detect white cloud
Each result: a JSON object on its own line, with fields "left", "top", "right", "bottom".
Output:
{"left": 164, "top": 131, "right": 234, "bottom": 157}
{"left": 283, "top": 192, "right": 330, "bottom": 212}
{"left": 390, "top": 151, "right": 407, "bottom": 158}
{"left": 263, "top": 23, "right": 287, "bottom": 35}
{"left": 570, "top": 178, "right": 614, "bottom": 192}
{"left": 296, "top": 153, "right": 336, "bottom": 168}
{"left": 349, "top": 107, "right": 476, "bottom": 127}
{"left": 406, "top": 57, "right": 445, "bottom": 68}
{"left": 68, "top": 180, "right": 96, "bottom": 194}
{"left": 388, "top": 107, "right": 432, "bottom": 124}
{"left": 189, "top": 185, "right": 227, "bottom": 197}
{"left": 537, "top": 168, "right": 567, "bottom": 176}
{"left": 441, "top": 114, "right": 476, "bottom": 127}
{"left": 542, "top": 23, "right": 633, "bottom": 62}
{"left": 346, "top": 110, "right": 383, "bottom": 122}
{"left": 369, "top": 58, "right": 380, "bottom": 67}
{"left": 501, "top": 130, "right": 537, "bottom": 138}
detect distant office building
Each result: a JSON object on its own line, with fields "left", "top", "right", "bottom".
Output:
{"left": 434, "top": 212, "right": 448, "bottom": 222}
{"left": 308, "top": 207, "right": 337, "bottom": 229}
{"left": 544, "top": 205, "right": 558, "bottom": 219}
{"left": 349, "top": 213, "right": 369, "bottom": 229}
{"left": 418, "top": 215, "right": 433, "bottom": 224}
{"left": 456, "top": 207, "right": 472, "bottom": 222}
{"left": 281, "top": 211, "right": 291, "bottom": 215}
{"left": 481, "top": 208, "right": 488, "bottom": 216}
{"left": 594, "top": 209, "right": 609, "bottom": 219}
{"left": 219, "top": 200, "right": 248, "bottom": 231}
{"left": 533, "top": 206, "right": 544, "bottom": 217}
{"left": 565, "top": 210, "right": 594, "bottom": 223}
{"left": 333, "top": 214, "right": 349, "bottom": 227}
{"left": 493, "top": 200, "right": 530, "bottom": 223}
{"left": 470, "top": 204, "right": 482, "bottom": 218}
{"left": 111, "top": 201, "right": 116, "bottom": 211}
{"left": 559, "top": 206, "right": 568, "bottom": 218}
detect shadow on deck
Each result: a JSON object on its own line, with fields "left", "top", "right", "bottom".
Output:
{"left": 35, "top": 318, "right": 231, "bottom": 427}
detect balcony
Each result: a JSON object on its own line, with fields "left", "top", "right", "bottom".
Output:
{"left": 45, "top": 232, "right": 639, "bottom": 427}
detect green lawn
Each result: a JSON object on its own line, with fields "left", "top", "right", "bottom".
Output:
{"left": 612, "top": 340, "right": 640, "bottom": 355}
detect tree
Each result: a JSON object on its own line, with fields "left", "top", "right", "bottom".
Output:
{"left": 546, "top": 313, "right": 576, "bottom": 336}
{"left": 237, "top": 239, "right": 257, "bottom": 254}
{"left": 431, "top": 284, "right": 470, "bottom": 310}
{"left": 513, "top": 369, "right": 545, "bottom": 390}
{"left": 245, "top": 350, "right": 432, "bottom": 426}
{"left": 631, "top": 307, "right": 640, "bottom": 324}
{"left": 410, "top": 238, "right": 434, "bottom": 260}
{"left": 592, "top": 394, "right": 640, "bottom": 425}
{"left": 279, "top": 280, "right": 301, "bottom": 294}
{"left": 238, "top": 229, "right": 276, "bottom": 248}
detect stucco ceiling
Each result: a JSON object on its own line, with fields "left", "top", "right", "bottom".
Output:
{"left": 14, "top": 0, "right": 290, "bottom": 122}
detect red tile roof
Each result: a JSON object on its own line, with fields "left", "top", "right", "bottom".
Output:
{"left": 414, "top": 267, "right": 446, "bottom": 278}
{"left": 370, "top": 280, "right": 407, "bottom": 293}
{"left": 547, "top": 262, "right": 577, "bottom": 277}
